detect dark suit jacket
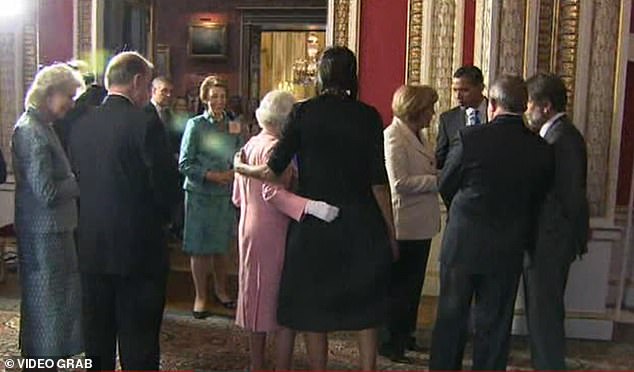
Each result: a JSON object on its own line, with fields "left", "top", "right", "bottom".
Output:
{"left": 435, "top": 101, "right": 489, "bottom": 169}
{"left": 533, "top": 115, "right": 589, "bottom": 264}
{"left": 144, "top": 103, "right": 183, "bottom": 156}
{"left": 69, "top": 95, "right": 179, "bottom": 276}
{"left": 54, "top": 84, "right": 107, "bottom": 154}
{"left": 438, "top": 114, "right": 553, "bottom": 273}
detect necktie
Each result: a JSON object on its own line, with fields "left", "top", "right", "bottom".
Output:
{"left": 466, "top": 107, "right": 481, "bottom": 126}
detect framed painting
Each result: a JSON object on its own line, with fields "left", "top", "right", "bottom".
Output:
{"left": 188, "top": 22, "right": 228, "bottom": 59}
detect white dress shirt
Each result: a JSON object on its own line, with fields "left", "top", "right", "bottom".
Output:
{"left": 539, "top": 112, "right": 566, "bottom": 138}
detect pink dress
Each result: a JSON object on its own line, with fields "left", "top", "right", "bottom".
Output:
{"left": 232, "top": 131, "right": 308, "bottom": 332}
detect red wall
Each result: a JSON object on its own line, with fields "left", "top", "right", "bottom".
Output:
{"left": 358, "top": 0, "right": 408, "bottom": 126}
{"left": 462, "top": 0, "right": 476, "bottom": 66}
{"left": 38, "top": 0, "right": 74, "bottom": 65}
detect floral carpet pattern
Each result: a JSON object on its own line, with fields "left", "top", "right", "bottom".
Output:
{"left": 1, "top": 301, "right": 634, "bottom": 371}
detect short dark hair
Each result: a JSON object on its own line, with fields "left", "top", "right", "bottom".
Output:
{"left": 489, "top": 75, "right": 528, "bottom": 114}
{"left": 453, "top": 65, "right": 484, "bottom": 86}
{"left": 318, "top": 46, "right": 358, "bottom": 99}
{"left": 526, "top": 73, "right": 568, "bottom": 112}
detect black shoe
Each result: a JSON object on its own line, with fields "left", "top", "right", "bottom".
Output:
{"left": 379, "top": 343, "right": 412, "bottom": 364}
{"left": 192, "top": 310, "right": 211, "bottom": 319}
{"left": 406, "top": 336, "right": 427, "bottom": 352}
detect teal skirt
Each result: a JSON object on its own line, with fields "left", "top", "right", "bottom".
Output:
{"left": 183, "top": 191, "right": 235, "bottom": 256}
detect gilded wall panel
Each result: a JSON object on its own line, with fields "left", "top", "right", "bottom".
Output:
{"left": 406, "top": 0, "right": 423, "bottom": 84}
{"left": 430, "top": 0, "right": 456, "bottom": 118}
{"left": 554, "top": 0, "right": 579, "bottom": 114}
{"left": 585, "top": 0, "right": 619, "bottom": 217}
{"left": 497, "top": 0, "right": 526, "bottom": 75}
{"left": 536, "top": 0, "right": 555, "bottom": 73}
{"left": 333, "top": 0, "right": 350, "bottom": 47}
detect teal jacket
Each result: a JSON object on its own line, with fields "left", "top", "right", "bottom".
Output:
{"left": 178, "top": 111, "right": 242, "bottom": 196}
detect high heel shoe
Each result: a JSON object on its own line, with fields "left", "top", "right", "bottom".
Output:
{"left": 192, "top": 310, "right": 211, "bottom": 319}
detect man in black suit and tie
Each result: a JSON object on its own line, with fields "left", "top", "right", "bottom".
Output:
{"left": 523, "top": 73, "right": 589, "bottom": 370}
{"left": 435, "top": 66, "right": 488, "bottom": 169}
{"left": 429, "top": 75, "right": 553, "bottom": 370}
{"left": 146, "top": 76, "right": 182, "bottom": 155}
{"left": 69, "top": 51, "right": 179, "bottom": 370}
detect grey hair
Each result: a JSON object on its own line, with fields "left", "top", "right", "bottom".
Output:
{"left": 255, "top": 90, "right": 296, "bottom": 130}
{"left": 24, "top": 63, "right": 85, "bottom": 110}
{"left": 488, "top": 75, "right": 528, "bottom": 114}
{"left": 104, "top": 51, "right": 153, "bottom": 89}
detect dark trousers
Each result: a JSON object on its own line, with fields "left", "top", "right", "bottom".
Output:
{"left": 385, "top": 239, "right": 431, "bottom": 353}
{"left": 81, "top": 272, "right": 167, "bottom": 371}
{"left": 429, "top": 265, "right": 521, "bottom": 370}
{"left": 523, "top": 256, "right": 571, "bottom": 370}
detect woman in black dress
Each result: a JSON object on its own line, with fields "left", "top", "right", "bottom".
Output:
{"left": 234, "top": 46, "right": 397, "bottom": 370}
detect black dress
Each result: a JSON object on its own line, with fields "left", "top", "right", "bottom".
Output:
{"left": 268, "top": 93, "right": 392, "bottom": 331}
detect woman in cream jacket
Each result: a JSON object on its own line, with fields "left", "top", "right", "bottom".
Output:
{"left": 381, "top": 84, "right": 441, "bottom": 363}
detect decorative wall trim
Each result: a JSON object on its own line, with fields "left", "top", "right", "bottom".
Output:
{"left": 474, "top": 0, "right": 501, "bottom": 87}
{"left": 584, "top": 0, "right": 620, "bottom": 218}
{"left": 523, "top": 0, "right": 539, "bottom": 76}
{"left": 327, "top": 0, "right": 359, "bottom": 54}
{"left": 536, "top": 0, "right": 555, "bottom": 74}
{"left": 405, "top": 0, "right": 423, "bottom": 84}
{"left": 452, "top": 0, "right": 465, "bottom": 77}
{"left": 573, "top": 0, "right": 594, "bottom": 135}
{"left": 554, "top": 0, "right": 580, "bottom": 115}
{"left": 497, "top": 0, "right": 526, "bottom": 76}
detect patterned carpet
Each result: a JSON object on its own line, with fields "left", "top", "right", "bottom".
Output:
{"left": 1, "top": 302, "right": 634, "bottom": 371}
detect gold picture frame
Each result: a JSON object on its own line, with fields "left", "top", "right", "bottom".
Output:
{"left": 188, "top": 22, "right": 228, "bottom": 59}
{"left": 155, "top": 44, "right": 171, "bottom": 77}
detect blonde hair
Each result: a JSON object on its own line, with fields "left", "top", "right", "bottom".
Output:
{"left": 199, "top": 76, "right": 228, "bottom": 102}
{"left": 391, "top": 84, "right": 438, "bottom": 124}
{"left": 256, "top": 90, "right": 296, "bottom": 130}
{"left": 104, "top": 51, "right": 153, "bottom": 89}
{"left": 24, "top": 63, "right": 85, "bottom": 110}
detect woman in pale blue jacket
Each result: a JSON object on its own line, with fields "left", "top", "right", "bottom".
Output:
{"left": 12, "top": 63, "right": 84, "bottom": 359}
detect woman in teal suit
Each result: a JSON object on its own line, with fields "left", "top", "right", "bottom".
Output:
{"left": 179, "top": 76, "right": 242, "bottom": 318}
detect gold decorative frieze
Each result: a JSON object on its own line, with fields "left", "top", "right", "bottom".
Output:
{"left": 333, "top": 0, "right": 350, "bottom": 47}
{"left": 406, "top": 0, "right": 423, "bottom": 84}
{"left": 536, "top": 0, "right": 555, "bottom": 73}
{"left": 554, "top": 0, "right": 579, "bottom": 114}
{"left": 430, "top": 0, "right": 456, "bottom": 117}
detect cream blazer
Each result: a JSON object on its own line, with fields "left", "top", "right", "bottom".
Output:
{"left": 384, "top": 118, "right": 441, "bottom": 240}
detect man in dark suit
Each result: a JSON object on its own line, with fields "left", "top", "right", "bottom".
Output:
{"left": 69, "top": 51, "right": 179, "bottom": 370}
{"left": 523, "top": 73, "right": 589, "bottom": 370}
{"left": 145, "top": 76, "right": 184, "bottom": 240}
{"left": 435, "top": 66, "right": 488, "bottom": 169}
{"left": 429, "top": 75, "right": 553, "bottom": 370}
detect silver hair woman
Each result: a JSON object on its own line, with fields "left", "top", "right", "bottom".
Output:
{"left": 232, "top": 90, "right": 338, "bottom": 370}
{"left": 12, "top": 63, "right": 84, "bottom": 361}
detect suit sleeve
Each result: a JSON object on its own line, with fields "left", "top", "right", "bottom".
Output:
{"left": 268, "top": 103, "right": 302, "bottom": 176}
{"left": 438, "top": 132, "right": 464, "bottom": 207}
{"left": 144, "top": 112, "right": 180, "bottom": 223}
{"left": 12, "top": 126, "right": 79, "bottom": 206}
{"left": 553, "top": 131, "right": 589, "bottom": 254}
{"left": 178, "top": 118, "right": 206, "bottom": 184}
{"left": 435, "top": 115, "right": 450, "bottom": 170}
{"left": 0, "top": 149, "right": 6, "bottom": 184}
{"left": 384, "top": 130, "right": 437, "bottom": 195}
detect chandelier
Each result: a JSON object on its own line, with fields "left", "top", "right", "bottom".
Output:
{"left": 277, "top": 32, "right": 321, "bottom": 99}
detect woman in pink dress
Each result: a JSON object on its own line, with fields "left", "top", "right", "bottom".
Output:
{"left": 232, "top": 90, "right": 339, "bottom": 370}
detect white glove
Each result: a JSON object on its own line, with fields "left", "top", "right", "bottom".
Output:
{"left": 305, "top": 200, "right": 340, "bottom": 222}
